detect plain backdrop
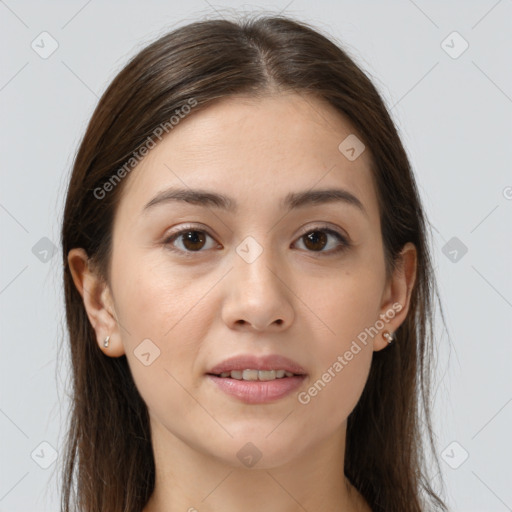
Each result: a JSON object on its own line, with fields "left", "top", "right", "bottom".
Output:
{"left": 0, "top": 1, "right": 511, "bottom": 511}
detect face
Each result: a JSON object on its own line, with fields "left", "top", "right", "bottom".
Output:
{"left": 72, "top": 92, "right": 413, "bottom": 470}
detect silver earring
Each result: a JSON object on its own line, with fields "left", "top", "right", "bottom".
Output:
{"left": 103, "top": 335, "right": 110, "bottom": 348}
{"left": 383, "top": 330, "right": 394, "bottom": 343}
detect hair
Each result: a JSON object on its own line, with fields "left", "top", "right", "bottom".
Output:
{"left": 59, "top": 12, "right": 449, "bottom": 512}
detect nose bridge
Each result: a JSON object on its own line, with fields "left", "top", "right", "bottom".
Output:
{"left": 234, "top": 234, "right": 284, "bottom": 292}
{"left": 221, "top": 234, "right": 294, "bottom": 330}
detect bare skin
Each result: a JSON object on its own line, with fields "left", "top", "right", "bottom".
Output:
{"left": 68, "top": 92, "right": 416, "bottom": 512}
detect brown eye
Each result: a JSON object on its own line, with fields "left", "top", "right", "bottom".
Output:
{"left": 303, "top": 231, "right": 328, "bottom": 251}
{"left": 180, "top": 231, "right": 207, "bottom": 251}
{"left": 294, "top": 227, "right": 349, "bottom": 255}
{"left": 164, "top": 229, "right": 217, "bottom": 253}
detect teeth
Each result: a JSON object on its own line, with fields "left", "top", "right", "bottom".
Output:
{"left": 217, "top": 369, "right": 298, "bottom": 380}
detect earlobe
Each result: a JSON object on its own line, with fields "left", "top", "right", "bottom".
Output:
{"left": 374, "top": 242, "right": 417, "bottom": 352}
{"left": 67, "top": 248, "right": 125, "bottom": 357}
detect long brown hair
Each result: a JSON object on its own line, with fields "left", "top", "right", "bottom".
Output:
{"left": 59, "top": 13, "right": 449, "bottom": 511}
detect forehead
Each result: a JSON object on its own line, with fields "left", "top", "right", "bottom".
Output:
{"left": 116, "top": 92, "right": 379, "bottom": 222}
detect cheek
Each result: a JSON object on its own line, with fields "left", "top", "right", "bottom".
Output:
{"left": 295, "top": 261, "right": 383, "bottom": 421}
{"left": 112, "top": 250, "right": 211, "bottom": 339}
{"left": 297, "top": 291, "right": 375, "bottom": 433}
{"left": 299, "top": 349, "right": 372, "bottom": 434}
{"left": 112, "top": 257, "right": 215, "bottom": 421}
{"left": 306, "top": 259, "right": 385, "bottom": 349}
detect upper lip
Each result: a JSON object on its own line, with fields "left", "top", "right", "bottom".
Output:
{"left": 207, "top": 354, "right": 307, "bottom": 375}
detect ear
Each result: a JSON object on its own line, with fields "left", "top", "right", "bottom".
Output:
{"left": 374, "top": 242, "right": 417, "bottom": 352}
{"left": 67, "top": 248, "right": 125, "bottom": 357}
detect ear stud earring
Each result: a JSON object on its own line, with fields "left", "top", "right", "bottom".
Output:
{"left": 103, "top": 335, "right": 110, "bottom": 348}
{"left": 382, "top": 330, "right": 394, "bottom": 344}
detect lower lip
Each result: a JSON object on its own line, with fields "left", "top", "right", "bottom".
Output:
{"left": 206, "top": 374, "right": 307, "bottom": 404}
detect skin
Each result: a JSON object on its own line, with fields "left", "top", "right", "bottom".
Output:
{"left": 68, "top": 92, "right": 416, "bottom": 512}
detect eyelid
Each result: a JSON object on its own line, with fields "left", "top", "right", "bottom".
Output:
{"left": 163, "top": 222, "right": 214, "bottom": 239}
{"left": 295, "top": 223, "right": 349, "bottom": 243}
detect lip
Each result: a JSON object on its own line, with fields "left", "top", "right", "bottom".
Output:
{"left": 207, "top": 354, "right": 307, "bottom": 375}
{"left": 207, "top": 374, "right": 307, "bottom": 404}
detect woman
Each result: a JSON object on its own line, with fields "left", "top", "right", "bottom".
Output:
{"left": 60, "top": 14, "right": 449, "bottom": 512}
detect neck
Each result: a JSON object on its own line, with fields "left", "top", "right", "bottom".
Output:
{"left": 142, "top": 420, "right": 371, "bottom": 512}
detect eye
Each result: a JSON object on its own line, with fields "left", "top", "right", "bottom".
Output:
{"left": 163, "top": 226, "right": 218, "bottom": 254}
{"left": 163, "top": 224, "right": 350, "bottom": 257}
{"left": 293, "top": 226, "right": 349, "bottom": 255}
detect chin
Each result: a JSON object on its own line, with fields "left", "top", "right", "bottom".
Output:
{"left": 208, "top": 432, "right": 306, "bottom": 470}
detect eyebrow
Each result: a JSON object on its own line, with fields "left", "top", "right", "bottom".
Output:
{"left": 142, "top": 187, "right": 367, "bottom": 217}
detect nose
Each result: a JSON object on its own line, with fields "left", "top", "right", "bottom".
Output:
{"left": 220, "top": 245, "right": 295, "bottom": 332}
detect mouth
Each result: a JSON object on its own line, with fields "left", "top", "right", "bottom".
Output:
{"left": 207, "top": 369, "right": 305, "bottom": 380}
{"left": 206, "top": 370, "right": 307, "bottom": 404}
{"left": 205, "top": 354, "right": 307, "bottom": 403}
{"left": 207, "top": 354, "right": 307, "bottom": 378}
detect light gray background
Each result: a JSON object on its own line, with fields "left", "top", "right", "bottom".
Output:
{"left": 1, "top": 1, "right": 511, "bottom": 511}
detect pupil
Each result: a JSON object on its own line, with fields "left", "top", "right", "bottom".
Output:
{"left": 304, "top": 231, "right": 326, "bottom": 251}
{"left": 183, "top": 231, "right": 205, "bottom": 251}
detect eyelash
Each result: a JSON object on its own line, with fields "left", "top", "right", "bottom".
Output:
{"left": 162, "top": 223, "right": 350, "bottom": 258}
